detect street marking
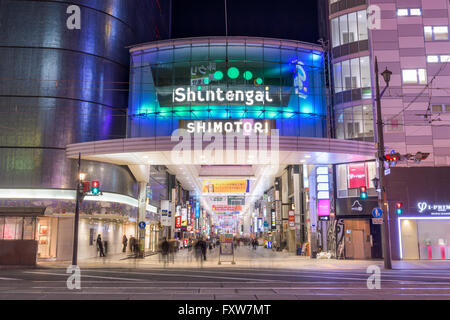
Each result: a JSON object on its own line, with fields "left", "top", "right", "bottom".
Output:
{"left": 0, "top": 277, "right": 22, "bottom": 281}
{"left": 85, "top": 269, "right": 274, "bottom": 282}
{"left": 23, "top": 271, "right": 142, "bottom": 282}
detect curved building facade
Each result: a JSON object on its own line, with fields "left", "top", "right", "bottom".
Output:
{"left": 128, "top": 37, "right": 328, "bottom": 138}
{"left": 0, "top": 0, "right": 170, "bottom": 261}
{"left": 0, "top": 0, "right": 169, "bottom": 194}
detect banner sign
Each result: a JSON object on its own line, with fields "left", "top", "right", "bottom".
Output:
{"left": 175, "top": 216, "right": 181, "bottom": 228}
{"left": 202, "top": 179, "right": 250, "bottom": 193}
{"left": 212, "top": 205, "right": 242, "bottom": 211}
{"left": 348, "top": 163, "right": 368, "bottom": 189}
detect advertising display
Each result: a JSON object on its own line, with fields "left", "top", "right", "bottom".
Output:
{"left": 318, "top": 199, "right": 330, "bottom": 221}
{"left": 202, "top": 179, "right": 250, "bottom": 194}
{"left": 348, "top": 163, "right": 368, "bottom": 189}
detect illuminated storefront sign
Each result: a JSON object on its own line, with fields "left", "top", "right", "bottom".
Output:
{"left": 175, "top": 216, "right": 181, "bottom": 228}
{"left": 318, "top": 199, "right": 330, "bottom": 220}
{"left": 348, "top": 163, "right": 368, "bottom": 189}
{"left": 417, "top": 202, "right": 450, "bottom": 216}
{"left": 202, "top": 179, "right": 250, "bottom": 193}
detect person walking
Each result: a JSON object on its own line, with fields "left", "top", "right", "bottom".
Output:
{"left": 200, "top": 237, "right": 207, "bottom": 261}
{"left": 160, "top": 237, "right": 170, "bottom": 267}
{"left": 97, "top": 234, "right": 105, "bottom": 257}
{"left": 129, "top": 236, "right": 135, "bottom": 253}
{"left": 122, "top": 235, "right": 128, "bottom": 253}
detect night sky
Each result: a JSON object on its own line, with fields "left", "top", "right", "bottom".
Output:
{"left": 171, "top": 0, "right": 319, "bottom": 44}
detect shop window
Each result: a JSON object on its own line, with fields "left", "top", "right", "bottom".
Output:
{"left": 397, "top": 9, "right": 421, "bottom": 17}
{"left": 0, "top": 217, "right": 37, "bottom": 240}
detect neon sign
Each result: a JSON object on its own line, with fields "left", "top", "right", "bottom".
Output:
{"left": 172, "top": 87, "right": 273, "bottom": 106}
{"left": 417, "top": 202, "right": 450, "bottom": 215}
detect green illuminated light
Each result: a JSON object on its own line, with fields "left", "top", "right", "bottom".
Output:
{"left": 214, "top": 71, "right": 223, "bottom": 80}
{"left": 204, "top": 78, "right": 210, "bottom": 85}
{"left": 256, "top": 78, "right": 263, "bottom": 85}
{"left": 228, "top": 67, "right": 240, "bottom": 79}
{"left": 243, "top": 71, "right": 253, "bottom": 80}
{"left": 197, "top": 86, "right": 202, "bottom": 90}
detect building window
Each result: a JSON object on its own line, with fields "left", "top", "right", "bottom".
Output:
{"left": 397, "top": 8, "right": 422, "bottom": 16}
{"left": 402, "top": 69, "right": 427, "bottom": 84}
{"left": 424, "top": 26, "right": 449, "bottom": 41}
{"left": 431, "top": 104, "right": 450, "bottom": 112}
{"left": 335, "top": 104, "right": 374, "bottom": 141}
{"left": 427, "top": 55, "right": 450, "bottom": 63}
{"left": 333, "top": 56, "right": 372, "bottom": 93}
{"left": 331, "top": 10, "right": 368, "bottom": 48}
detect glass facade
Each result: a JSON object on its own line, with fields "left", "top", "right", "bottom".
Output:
{"left": 333, "top": 56, "right": 371, "bottom": 96}
{"left": 331, "top": 10, "right": 368, "bottom": 48}
{"left": 128, "top": 38, "right": 327, "bottom": 137}
{"left": 335, "top": 104, "right": 374, "bottom": 141}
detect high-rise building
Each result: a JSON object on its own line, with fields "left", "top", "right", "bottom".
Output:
{"left": 0, "top": 0, "right": 171, "bottom": 261}
{"left": 325, "top": 0, "right": 450, "bottom": 261}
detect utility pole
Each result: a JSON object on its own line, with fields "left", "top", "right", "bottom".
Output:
{"left": 224, "top": 0, "right": 228, "bottom": 36}
{"left": 375, "top": 57, "right": 393, "bottom": 270}
{"left": 72, "top": 153, "right": 81, "bottom": 266}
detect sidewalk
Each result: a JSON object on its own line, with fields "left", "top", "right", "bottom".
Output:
{"left": 34, "top": 246, "right": 450, "bottom": 270}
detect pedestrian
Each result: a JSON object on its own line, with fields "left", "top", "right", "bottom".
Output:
{"left": 122, "top": 235, "right": 128, "bottom": 253}
{"left": 160, "top": 237, "right": 170, "bottom": 267}
{"left": 97, "top": 234, "right": 105, "bottom": 257}
{"left": 200, "top": 237, "right": 207, "bottom": 261}
{"left": 129, "top": 236, "right": 135, "bottom": 253}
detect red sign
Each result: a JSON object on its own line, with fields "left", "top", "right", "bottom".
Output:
{"left": 288, "top": 216, "right": 295, "bottom": 222}
{"left": 212, "top": 205, "right": 242, "bottom": 211}
{"left": 175, "top": 216, "right": 181, "bottom": 228}
{"left": 347, "top": 163, "right": 367, "bottom": 188}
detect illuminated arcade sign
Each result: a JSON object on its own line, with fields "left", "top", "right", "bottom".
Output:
{"left": 180, "top": 119, "right": 275, "bottom": 134}
{"left": 172, "top": 87, "right": 273, "bottom": 106}
{"left": 202, "top": 179, "right": 250, "bottom": 194}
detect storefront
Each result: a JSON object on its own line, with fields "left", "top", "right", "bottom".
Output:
{"left": 334, "top": 161, "right": 382, "bottom": 259}
{"left": 386, "top": 167, "right": 450, "bottom": 261}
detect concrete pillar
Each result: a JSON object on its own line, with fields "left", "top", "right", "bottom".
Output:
{"left": 137, "top": 181, "right": 147, "bottom": 258}
{"left": 293, "top": 165, "right": 302, "bottom": 253}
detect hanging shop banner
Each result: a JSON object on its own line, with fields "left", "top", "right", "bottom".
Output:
{"left": 181, "top": 208, "right": 188, "bottom": 226}
{"left": 175, "top": 216, "right": 181, "bottom": 228}
{"left": 227, "top": 196, "right": 245, "bottom": 205}
{"left": 202, "top": 179, "right": 250, "bottom": 193}
{"left": 271, "top": 210, "right": 276, "bottom": 230}
{"left": 288, "top": 210, "right": 295, "bottom": 229}
{"left": 212, "top": 205, "right": 242, "bottom": 212}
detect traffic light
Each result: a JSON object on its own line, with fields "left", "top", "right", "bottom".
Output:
{"left": 360, "top": 186, "right": 368, "bottom": 199}
{"left": 385, "top": 152, "right": 401, "bottom": 162}
{"left": 91, "top": 181, "right": 100, "bottom": 195}
{"left": 396, "top": 202, "right": 403, "bottom": 215}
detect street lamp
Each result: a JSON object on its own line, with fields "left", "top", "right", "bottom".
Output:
{"left": 375, "top": 57, "right": 393, "bottom": 269}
